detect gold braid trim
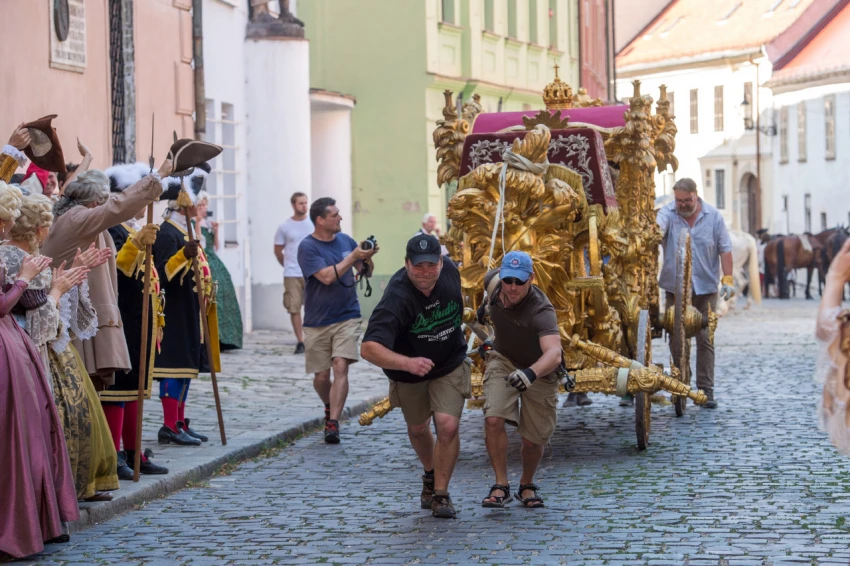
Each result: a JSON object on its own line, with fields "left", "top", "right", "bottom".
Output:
{"left": 0, "top": 154, "right": 18, "bottom": 184}
{"left": 164, "top": 248, "right": 191, "bottom": 282}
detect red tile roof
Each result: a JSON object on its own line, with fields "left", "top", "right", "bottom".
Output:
{"left": 616, "top": 0, "right": 816, "bottom": 69}
{"left": 770, "top": 1, "right": 850, "bottom": 84}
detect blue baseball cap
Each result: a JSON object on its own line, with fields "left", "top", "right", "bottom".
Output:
{"left": 500, "top": 251, "right": 534, "bottom": 282}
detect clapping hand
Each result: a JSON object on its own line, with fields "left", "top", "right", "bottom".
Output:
{"left": 50, "top": 262, "right": 90, "bottom": 298}
{"left": 72, "top": 243, "right": 112, "bottom": 269}
{"left": 18, "top": 255, "right": 52, "bottom": 284}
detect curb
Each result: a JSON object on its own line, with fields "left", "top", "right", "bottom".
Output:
{"left": 69, "top": 396, "right": 384, "bottom": 533}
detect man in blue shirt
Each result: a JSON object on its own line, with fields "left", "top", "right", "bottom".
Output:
{"left": 657, "top": 178, "right": 734, "bottom": 409}
{"left": 297, "top": 197, "right": 377, "bottom": 443}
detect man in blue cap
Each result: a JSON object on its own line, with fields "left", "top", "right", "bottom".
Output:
{"left": 477, "top": 250, "right": 563, "bottom": 509}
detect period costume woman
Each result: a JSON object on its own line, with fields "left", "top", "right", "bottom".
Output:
{"left": 196, "top": 189, "right": 242, "bottom": 350}
{"left": 1, "top": 193, "right": 119, "bottom": 501}
{"left": 0, "top": 182, "right": 79, "bottom": 559}
{"left": 815, "top": 237, "right": 850, "bottom": 455}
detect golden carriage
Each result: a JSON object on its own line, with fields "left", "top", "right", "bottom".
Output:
{"left": 360, "top": 71, "right": 716, "bottom": 449}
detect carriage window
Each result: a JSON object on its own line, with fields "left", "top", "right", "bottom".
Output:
{"left": 821, "top": 212, "right": 827, "bottom": 231}
{"left": 714, "top": 86, "right": 724, "bottom": 132}
{"left": 714, "top": 169, "right": 726, "bottom": 209}
{"left": 690, "top": 89, "right": 699, "bottom": 134}
{"left": 797, "top": 101, "right": 807, "bottom": 162}
{"left": 804, "top": 193, "right": 812, "bottom": 233}
{"left": 779, "top": 106, "right": 789, "bottom": 163}
{"left": 825, "top": 95, "right": 836, "bottom": 160}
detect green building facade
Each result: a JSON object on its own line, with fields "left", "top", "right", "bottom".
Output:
{"left": 299, "top": 0, "right": 581, "bottom": 312}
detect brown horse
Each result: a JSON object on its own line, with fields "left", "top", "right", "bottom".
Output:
{"left": 811, "top": 227, "right": 846, "bottom": 294}
{"left": 763, "top": 234, "right": 824, "bottom": 299}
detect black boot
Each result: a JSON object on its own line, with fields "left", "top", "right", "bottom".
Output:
{"left": 116, "top": 451, "right": 134, "bottom": 481}
{"left": 158, "top": 425, "right": 201, "bottom": 446}
{"left": 179, "top": 418, "right": 208, "bottom": 442}
{"left": 125, "top": 449, "right": 169, "bottom": 474}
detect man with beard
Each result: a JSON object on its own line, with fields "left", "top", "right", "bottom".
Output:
{"left": 657, "top": 178, "right": 733, "bottom": 409}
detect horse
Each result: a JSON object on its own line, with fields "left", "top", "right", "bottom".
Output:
{"left": 825, "top": 227, "right": 850, "bottom": 299}
{"left": 716, "top": 229, "right": 762, "bottom": 317}
{"left": 811, "top": 227, "right": 846, "bottom": 294}
{"left": 763, "top": 233, "right": 824, "bottom": 299}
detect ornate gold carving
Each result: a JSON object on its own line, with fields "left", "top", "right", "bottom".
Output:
{"left": 433, "top": 91, "right": 483, "bottom": 189}
{"left": 571, "top": 366, "right": 707, "bottom": 404}
{"left": 358, "top": 397, "right": 392, "bottom": 426}
{"left": 523, "top": 109, "right": 570, "bottom": 131}
{"left": 542, "top": 64, "right": 604, "bottom": 110}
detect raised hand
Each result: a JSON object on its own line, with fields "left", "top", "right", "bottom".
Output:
{"left": 18, "top": 255, "right": 52, "bottom": 283}
{"left": 50, "top": 265, "right": 90, "bottom": 298}
{"left": 157, "top": 158, "right": 173, "bottom": 178}
{"left": 8, "top": 123, "right": 30, "bottom": 150}
{"left": 76, "top": 137, "right": 91, "bottom": 158}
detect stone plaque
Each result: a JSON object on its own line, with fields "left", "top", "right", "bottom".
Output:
{"left": 49, "top": 0, "right": 86, "bottom": 73}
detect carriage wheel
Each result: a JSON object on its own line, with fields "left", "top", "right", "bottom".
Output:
{"left": 634, "top": 310, "right": 651, "bottom": 450}
{"left": 672, "top": 232, "right": 693, "bottom": 417}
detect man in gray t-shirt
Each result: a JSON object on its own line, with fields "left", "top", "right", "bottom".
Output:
{"left": 478, "top": 251, "right": 563, "bottom": 510}
{"left": 656, "top": 178, "right": 734, "bottom": 409}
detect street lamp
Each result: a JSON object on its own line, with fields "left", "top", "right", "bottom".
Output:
{"left": 739, "top": 98, "right": 777, "bottom": 136}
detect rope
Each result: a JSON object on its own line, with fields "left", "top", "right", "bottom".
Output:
{"left": 486, "top": 150, "right": 550, "bottom": 268}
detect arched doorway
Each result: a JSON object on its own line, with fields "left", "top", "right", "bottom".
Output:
{"left": 739, "top": 173, "right": 759, "bottom": 234}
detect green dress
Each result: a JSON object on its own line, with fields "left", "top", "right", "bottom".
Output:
{"left": 201, "top": 224, "right": 243, "bottom": 350}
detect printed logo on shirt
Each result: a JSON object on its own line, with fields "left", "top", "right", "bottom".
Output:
{"left": 410, "top": 300, "right": 461, "bottom": 342}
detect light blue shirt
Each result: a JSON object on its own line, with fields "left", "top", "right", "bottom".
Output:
{"left": 657, "top": 198, "right": 732, "bottom": 296}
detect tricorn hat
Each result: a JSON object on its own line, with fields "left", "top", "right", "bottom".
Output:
{"left": 22, "top": 115, "right": 67, "bottom": 174}
{"left": 167, "top": 132, "right": 222, "bottom": 177}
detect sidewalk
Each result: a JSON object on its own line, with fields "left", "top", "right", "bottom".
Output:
{"left": 73, "top": 329, "right": 387, "bottom": 532}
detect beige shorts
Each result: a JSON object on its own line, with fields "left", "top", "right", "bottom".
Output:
{"left": 389, "top": 361, "right": 472, "bottom": 426}
{"left": 303, "top": 318, "right": 362, "bottom": 374}
{"left": 483, "top": 350, "right": 559, "bottom": 445}
{"left": 283, "top": 277, "right": 305, "bottom": 314}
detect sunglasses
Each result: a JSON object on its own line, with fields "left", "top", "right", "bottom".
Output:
{"left": 501, "top": 277, "right": 528, "bottom": 286}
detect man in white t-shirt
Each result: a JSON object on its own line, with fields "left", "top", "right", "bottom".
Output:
{"left": 274, "top": 192, "right": 314, "bottom": 354}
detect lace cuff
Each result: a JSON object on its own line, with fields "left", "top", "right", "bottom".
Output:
{"left": 1, "top": 145, "right": 27, "bottom": 167}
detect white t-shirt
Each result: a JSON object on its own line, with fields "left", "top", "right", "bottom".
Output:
{"left": 274, "top": 217, "right": 314, "bottom": 278}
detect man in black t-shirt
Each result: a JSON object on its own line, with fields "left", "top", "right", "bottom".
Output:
{"left": 361, "top": 234, "right": 470, "bottom": 520}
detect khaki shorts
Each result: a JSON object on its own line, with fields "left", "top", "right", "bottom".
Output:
{"left": 303, "top": 318, "right": 362, "bottom": 374}
{"left": 283, "top": 277, "right": 305, "bottom": 314}
{"left": 389, "top": 361, "right": 472, "bottom": 426}
{"left": 483, "top": 351, "right": 559, "bottom": 445}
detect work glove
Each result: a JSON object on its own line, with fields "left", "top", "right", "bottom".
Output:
{"left": 505, "top": 368, "right": 537, "bottom": 392}
{"left": 183, "top": 240, "right": 200, "bottom": 259}
{"left": 477, "top": 340, "right": 493, "bottom": 360}
{"left": 720, "top": 275, "right": 736, "bottom": 301}
{"left": 476, "top": 301, "right": 488, "bottom": 325}
{"left": 131, "top": 224, "right": 159, "bottom": 248}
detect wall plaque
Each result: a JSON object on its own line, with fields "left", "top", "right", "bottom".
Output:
{"left": 49, "top": 0, "right": 87, "bottom": 72}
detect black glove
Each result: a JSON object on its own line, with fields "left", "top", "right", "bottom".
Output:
{"left": 183, "top": 240, "right": 200, "bottom": 259}
{"left": 476, "top": 301, "right": 488, "bottom": 325}
{"left": 505, "top": 368, "right": 537, "bottom": 392}
{"left": 477, "top": 340, "right": 493, "bottom": 360}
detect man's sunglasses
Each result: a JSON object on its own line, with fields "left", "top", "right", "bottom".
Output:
{"left": 501, "top": 277, "right": 528, "bottom": 286}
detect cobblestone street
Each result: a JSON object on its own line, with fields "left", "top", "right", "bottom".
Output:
{"left": 31, "top": 300, "right": 850, "bottom": 565}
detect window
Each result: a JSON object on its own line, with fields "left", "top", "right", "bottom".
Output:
{"left": 441, "top": 0, "right": 455, "bottom": 24}
{"left": 714, "top": 169, "right": 726, "bottom": 209}
{"left": 821, "top": 212, "right": 828, "bottom": 231}
{"left": 714, "top": 86, "right": 724, "bottom": 131}
{"left": 484, "top": 0, "right": 495, "bottom": 31}
{"left": 705, "top": 168, "right": 712, "bottom": 190}
{"left": 743, "top": 82, "right": 753, "bottom": 122}
{"left": 804, "top": 193, "right": 812, "bottom": 233}
{"left": 690, "top": 89, "right": 699, "bottom": 134}
{"left": 549, "top": 0, "right": 558, "bottom": 49}
{"left": 507, "top": 0, "right": 517, "bottom": 38}
{"left": 667, "top": 91, "right": 675, "bottom": 117}
{"left": 783, "top": 195, "right": 788, "bottom": 212}
{"left": 797, "top": 101, "right": 807, "bottom": 162}
{"left": 529, "top": 0, "right": 538, "bottom": 43}
{"left": 204, "top": 100, "right": 240, "bottom": 247}
{"left": 825, "top": 95, "right": 836, "bottom": 160}
{"left": 779, "top": 106, "right": 789, "bottom": 163}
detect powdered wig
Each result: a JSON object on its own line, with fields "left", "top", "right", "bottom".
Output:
{"left": 0, "top": 181, "right": 23, "bottom": 223}
{"left": 54, "top": 169, "right": 110, "bottom": 218}
{"left": 196, "top": 190, "right": 210, "bottom": 205}
{"left": 10, "top": 194, "right": 54, "bottom": 252}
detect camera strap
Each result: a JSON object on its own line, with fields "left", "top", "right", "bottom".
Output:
{"left": 333, "top": 264, "right": 372, "bottom": 297}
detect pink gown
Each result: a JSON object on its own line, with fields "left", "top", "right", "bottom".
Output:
{"left": 0, "top": 270, "right": 79, "bottom": 558}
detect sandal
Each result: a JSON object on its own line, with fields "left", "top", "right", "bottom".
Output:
{"left": 515, "top": 483, "right": 545, "bottom": 508}
{"left": 420, "top": 473, "right": 435, "bottom": 509}
{"left": 431, "top": 490, "right": 456, "bottom": 519}
{"left": 481, "top": 484, "right": 511, "bottom": 508}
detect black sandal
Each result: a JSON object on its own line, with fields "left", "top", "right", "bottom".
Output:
{"left": 515, "top": 483, "right": 545, "bottom": 508}
{"left": 481, "top": 484, "right": 511, "bottom": 508}
{"left": 420, "top": 473, "right": 435, "bottom": 509}
{"left": 431, "top": 490, "right": 456, "bottom": 519}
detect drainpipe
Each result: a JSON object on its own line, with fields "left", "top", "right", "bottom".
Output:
{"left": 192, "top": 0, "right": 206, "bottom": 139}
{"left": 608, "top": 0, "right": 615, "bottom": 101}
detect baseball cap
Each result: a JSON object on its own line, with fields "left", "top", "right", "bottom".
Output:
{"left": 406, "top": 234, "right": 442, "bottom": 265}
{"left": 500, "top": 250, "right": 534, "bottom": 282}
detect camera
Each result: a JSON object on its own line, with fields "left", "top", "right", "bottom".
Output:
{"left": 361, "top": 235, "right": 377, "bottom": 251}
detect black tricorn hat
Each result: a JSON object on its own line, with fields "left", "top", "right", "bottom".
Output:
{"left": 22, "top": 115, "right": 67, "bottom": 174}
{"left": 167, "top": 132, "right": 222, "bottom": 177}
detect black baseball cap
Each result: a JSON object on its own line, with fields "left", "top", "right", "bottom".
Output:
{"left": 406, "top": 234, "right": 442, "bottom": 265}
